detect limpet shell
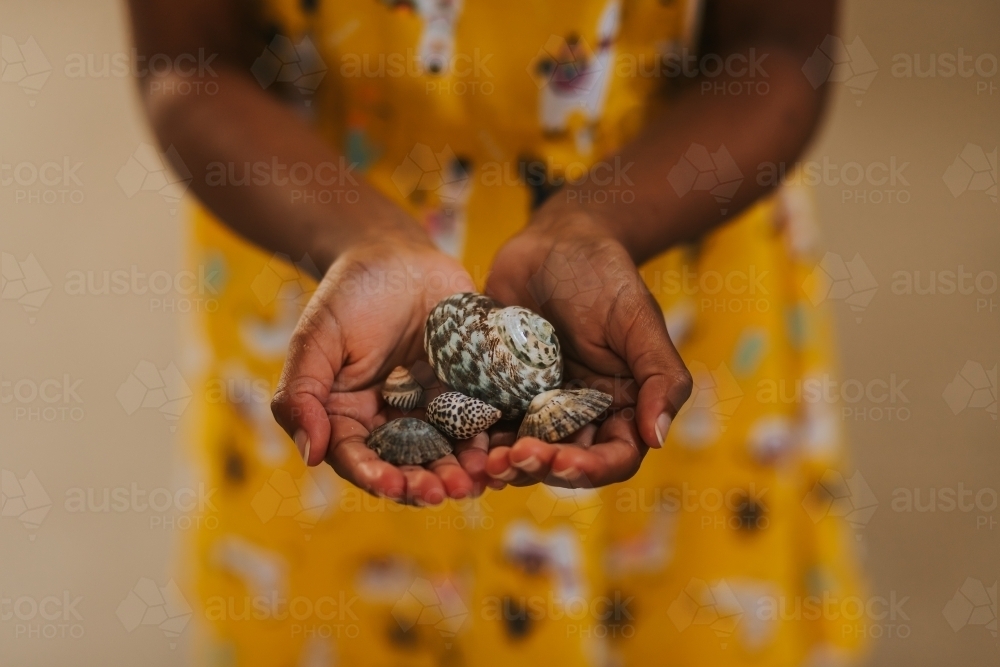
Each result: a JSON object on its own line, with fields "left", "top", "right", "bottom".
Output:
{"left": 517, "top": 389, "right": 613, "bottom": 442}
{"left": 427, "top": 392, "right": 502, "bottom": 440}
{"left": 424, "top": 293, "right": 563, "bottom": 418}
{"left": 366, "top": 418, "right": 452, "bottom": 466}
{"left": 381, "top": 366, "right": 423, "bottom": 411}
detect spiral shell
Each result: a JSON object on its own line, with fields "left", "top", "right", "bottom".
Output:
{"left": 366, "top": 418, "right": 452, "bottom": 466}
{"left": 427, "top": 392, "right": 502, "bottom": 440}
{"left": 381, "top": 366, "right": 423, "bottom": 411}
{"left": 517, "top": 389, "right": 613, "bottom": 442}
{"left": 424, "top": 293, "right": 563, "bottom": 418}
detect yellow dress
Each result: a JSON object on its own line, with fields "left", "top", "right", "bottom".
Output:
{"left": 181, "top": 1, "right": 868, "bottom": 665}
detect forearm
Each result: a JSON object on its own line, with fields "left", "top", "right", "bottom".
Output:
{"left": 141, "top": 67, "right": 429, "bottom": 274}
{"left": 547, "top": 48, "right": 826, "bottom": 264}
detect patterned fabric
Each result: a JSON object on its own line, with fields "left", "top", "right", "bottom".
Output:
{"left": 182, "top": 1, "right": 867, "bottom": 665}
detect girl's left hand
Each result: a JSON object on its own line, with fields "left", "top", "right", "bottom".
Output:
{"left": 483, "top": 203, "right": 693, "bottom": 489}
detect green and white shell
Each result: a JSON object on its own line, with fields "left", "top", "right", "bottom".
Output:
{"left": 424, "top": 293, "right": 563, "bottom": 419}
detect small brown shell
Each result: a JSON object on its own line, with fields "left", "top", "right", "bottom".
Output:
{"left": 381, "top": 366, "right": 423, "bottom": 411}
{"left": 427, "top": 392, "right": 502, "bottom": 440}
{"left": 366, "top": 418, "right": 452, "bottom": 466}
{"left": 517, "top": 389, "right": 613, "bottom": 443}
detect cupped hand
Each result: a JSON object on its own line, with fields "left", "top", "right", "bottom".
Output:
{"left": 271, "top": 237, "right": 492, "bottom": 505}
{"left": 483, "top": 205, "right": 693, "bottom": 489}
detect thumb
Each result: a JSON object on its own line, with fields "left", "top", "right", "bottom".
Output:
{"left": 271, "top": 307, "right": 342, "bottom": 465}
{"left": 611, "top": 289, "right": 693, "bottom": 449}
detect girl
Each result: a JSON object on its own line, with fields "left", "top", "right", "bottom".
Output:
{"left": 128, "top": 0, "right": 866, "bottom": 664}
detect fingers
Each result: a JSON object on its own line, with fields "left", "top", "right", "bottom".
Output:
{"left": 453, "top": 432, "right": 496, "bottom": 494}
{"left": 487, "top": 438, "right": 560, "bottom": 486}
{"left": 398, "top": 467, "right": 446, "bottom": 505}
{"left": 485, "top": 414, "right": 644, "bottom": 488}
{"left": 325, "top": 405, "right": 480, "bottom": 504}
{"left": 563, "top": 358, "right": 638, "bottom": 408}
{"left": 426, "top": 454, "right": 475, "bottom": 500}
{"left": 484, "top": 446, "right": 535, "bottom": 487}
{"left": 325, "top": 416, "right": 406, "bottom": 500}
{"left": 607, "top": 287, "right": 693, "bottom": 450}
{"left": 272, "top": 305, "right": 343, "bottom": 465}
{"left": 546, "top": 413, "right": 644, "bottom": 487}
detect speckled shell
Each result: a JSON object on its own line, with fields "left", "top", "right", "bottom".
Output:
{"left": 381, "top": 366, "right": 423, "bottom": 411}
{"left": 366, "top": 418, "right": 452, "bottom": 466}
{"left": 424, "top": 293, "right": 563, "bottom": 418}
{"left": 426, "top": 392, "right": 502, "bottom": 440}
{"left": 517, "top": 389, "right": 613, "bottom": 442}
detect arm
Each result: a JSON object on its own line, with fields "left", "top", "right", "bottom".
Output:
{"left": 126, "top": 0, "right": 427, "bottom": 274}
{"left": 551, "top": 0, "right": 837, "bottom": 263}
{"left": 484, "top": 0, "right": 836, "bottom": 487}
{"left": 127, "top": 0, "right": 483, "bottom": 504}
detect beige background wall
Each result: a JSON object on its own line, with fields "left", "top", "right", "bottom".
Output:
{"left": 1, "top": 0, "right": 996, "bottom": 665}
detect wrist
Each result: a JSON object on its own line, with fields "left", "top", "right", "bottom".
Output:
{"left": 529, "top": 198, "right": 626, "bottom": 249}
{"left": 311, "top": 207, "right": 434, "bottom": 275}
{"left": 534, "top": 187, "right": 670, "bottom": 265}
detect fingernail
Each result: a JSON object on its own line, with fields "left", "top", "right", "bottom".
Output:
{"left": 653, "top": 413, "right": 671, "bottom": 449}
{"left": 513, "top": 455, "right": 541, "bottom": 474}
{"left": 294, "top": 429, "right": 311, "bottom": 464}
{"left": 487, "top": 479, "right": 507, "bottom": 491}
{"left": 491, "top": 467, "right": 518, "bottom": 482}
{"left": 552, "top": 466, "right": 581, "bottom": 483}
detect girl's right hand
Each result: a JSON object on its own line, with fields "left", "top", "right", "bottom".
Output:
{"left": 270, "top": 236, "right": 488, "bottom": 505}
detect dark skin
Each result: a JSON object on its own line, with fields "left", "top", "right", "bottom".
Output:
{"left": 127, "top": 0, "right": 835, "bottom": 504}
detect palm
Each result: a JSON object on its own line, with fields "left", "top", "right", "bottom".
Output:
{"left": 483, "top": 227, "right": 690, "bottom": 488}
{"left": 272, "top": 243, "right": 487, "bottom": 504}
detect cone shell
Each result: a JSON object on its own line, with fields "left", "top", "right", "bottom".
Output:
{"left": 424, "top": 292, "right": 563, "bottom": 418}
{"left": 366, "top": 418, "right": 452, "bottom": 466}
{"left": 427, "top": 392, "right": 502, "bottom": 440}
{"left": 381, "top": 366, "right": 423, "bottom": 411}
{"left": 517, "top": 389, "right": 613, "bottom": 442}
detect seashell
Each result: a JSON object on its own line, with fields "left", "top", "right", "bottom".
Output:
{"left": 517, "top": 389, "right": 613, "bottom": 443}
{"left": 366, "top": 418, "right": 452, "bottom": 466}
{"left": 426, "top": 392, "right": 502, "bottom": 440}
{"left": 381, "top": 366, "right": 423, "bottom": 410}
{"left": 424, "top": 293, "right": 563, "bottom": 418}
